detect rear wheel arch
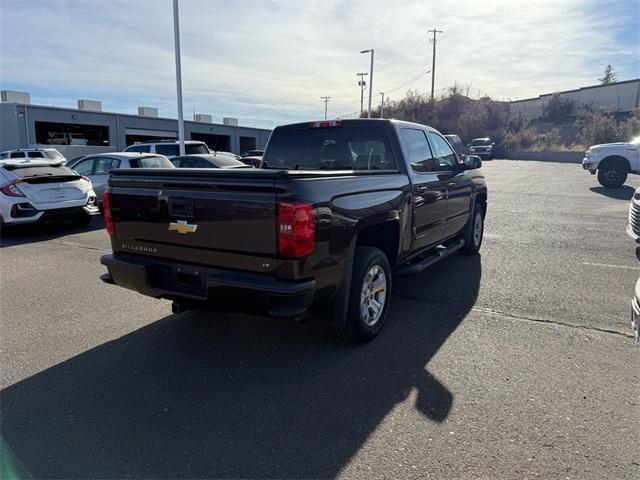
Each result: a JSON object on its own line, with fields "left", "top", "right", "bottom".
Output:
{"left": 355, "top": 221, "right": 400, "bottom": 267}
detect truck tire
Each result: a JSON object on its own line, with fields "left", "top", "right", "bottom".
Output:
{"left": 460, "top": 203, "right": 484, "bottom": 255}
{"left": 597, "top": 159, "right": 628, "bottom": 188}
{"left": 334, "top": 246, "right": 392, "bottom": 342}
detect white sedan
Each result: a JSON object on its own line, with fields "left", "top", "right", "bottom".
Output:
{"left": 0, "top": 159, "right": 99, "bottom": 227}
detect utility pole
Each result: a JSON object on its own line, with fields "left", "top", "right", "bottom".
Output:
{"left": 427, "top": 28, "right": 443, "bottom": 101}
{"left": 361, "top": 49, "right": 375, "bottom": 118}
{"left": 173, "top": 0, "right": 185, "bottom": 155}
{"left": 320, "top": 96, "right": 331, "bottom": 120}
{"left": 357, "top": 72, "right": 368, "bottom": 117}
{"left": 379, "top": 92, "right": 385, "bottom": 118}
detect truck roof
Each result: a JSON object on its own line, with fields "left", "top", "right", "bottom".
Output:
{"left": 274, "top": 118, "right": 438, "bottom": 132}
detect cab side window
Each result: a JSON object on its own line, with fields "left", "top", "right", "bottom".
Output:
{"left": 400, "top": 128, "right": 436, "bottom": 173}
{"left": 428, "top": 132, "right": 458, "bottom": 171}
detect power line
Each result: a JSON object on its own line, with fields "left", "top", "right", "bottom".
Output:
{"left": 427, "top": 28, "right": 443, "bottom": 100}
{"left": 384, "top": 67, "right": 431, "bottom": 95}
{"left": 320, "top": 96, "right": 331, "bottom": 120}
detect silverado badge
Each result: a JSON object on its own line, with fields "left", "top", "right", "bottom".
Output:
{"left": 169, "top": 220, "right": 198, "bottom": 234}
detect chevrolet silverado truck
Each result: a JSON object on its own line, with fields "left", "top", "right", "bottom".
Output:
{"left": 100, "top": 119, "right": 487, "bottom": 342}
{"left": 582, "top": 137, "right": 640, "bottom": 188}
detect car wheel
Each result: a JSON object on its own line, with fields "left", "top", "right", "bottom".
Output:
{"left": 334, "top": 246, "right": 392, "bottom": 343}
{"left": 597, "top": 161, "right": 628, "bottom": 188}
{"left": 461, "top": 203, "right": 484, "bottom": 255}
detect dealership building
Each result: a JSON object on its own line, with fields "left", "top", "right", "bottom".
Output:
{"left": 0, "top": 90, "right": 272, "bottom": 157}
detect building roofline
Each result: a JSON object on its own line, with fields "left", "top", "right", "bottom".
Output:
{"left": 509, "top": 78, "right": 640, "bottom": 104}
{"left": 0, "top": 101, "right": 272, "bottom": 132}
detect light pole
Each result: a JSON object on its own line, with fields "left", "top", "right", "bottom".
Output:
{"left": 379, "top": 92, "right": 385, "bottom": 118}
{"left": 173, "top": 0, "right": 185, "bottom": 155}
{"left": 360, "top": 49, "right": 374, "bottom": 118}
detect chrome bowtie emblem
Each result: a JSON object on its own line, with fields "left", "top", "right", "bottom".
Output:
{"left": 169, "top": 220, "right": 198, "bottom": 234}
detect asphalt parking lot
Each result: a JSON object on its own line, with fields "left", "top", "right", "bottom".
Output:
{"left": 1, "top": 160, "right": 638, "bottom": 479}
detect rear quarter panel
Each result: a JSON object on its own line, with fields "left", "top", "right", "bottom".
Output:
{"left": 276, "top": 173, "right": 412, "bottom": 299}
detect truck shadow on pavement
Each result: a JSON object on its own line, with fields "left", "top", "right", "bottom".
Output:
{"left": 1, "top": 254, "right": 481, "bottom": 479}
{"left": 589, "top": 185, "right": 635, "bottom": 200}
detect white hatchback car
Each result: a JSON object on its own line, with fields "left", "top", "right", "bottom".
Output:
{"left": 0, "top": 159, "right": 99, "bottom": 227}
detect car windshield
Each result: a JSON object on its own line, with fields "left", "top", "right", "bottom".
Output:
{"left": 129, "top": 156, "right": 175, "bottom": 168}
{"left": 471, "top": 139, "right": 491, "bottom": 146}
{"left": 263, "top": 125, "right": 396, "bottom": 170}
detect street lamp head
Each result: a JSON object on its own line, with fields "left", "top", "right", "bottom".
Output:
{"left": 360, "top": 49, "right": 372, "bottom": 54}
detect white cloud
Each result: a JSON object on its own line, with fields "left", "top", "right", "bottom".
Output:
{"left": 0, "top": 0, "right": 638, "bottom": 128}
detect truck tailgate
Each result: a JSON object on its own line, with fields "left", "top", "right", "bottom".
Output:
{"left": 107, "top": 169, "right": 280, "bottom": 273}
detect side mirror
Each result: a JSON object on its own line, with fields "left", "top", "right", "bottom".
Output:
{"left": 463, "top": 155, "right": 482, "bottom": 170}
{"left": 491, "top": 142, "right": 495, "bottom": 146}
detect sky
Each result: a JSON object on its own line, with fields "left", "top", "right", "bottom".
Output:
{"left": 1, "top": 0, "right": 639, "bottom": 129}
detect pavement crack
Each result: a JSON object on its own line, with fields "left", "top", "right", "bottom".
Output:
{"left": 394, "top": 294, "right": 634, "bottom": 339}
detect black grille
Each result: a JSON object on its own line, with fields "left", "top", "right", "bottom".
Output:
{"left": 629, "top": 202, "right": 640, "bottom": 236}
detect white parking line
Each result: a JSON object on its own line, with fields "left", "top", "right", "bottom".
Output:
{"left": 583, "top": 262, "right": 640, "bottom": 271}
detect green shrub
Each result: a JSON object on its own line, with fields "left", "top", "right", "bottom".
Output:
{"left": 575, "top": 106, "right": 621, "bottom": 145}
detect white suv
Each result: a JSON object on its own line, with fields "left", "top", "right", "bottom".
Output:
{"left": 124, "top": 140, "right": 210, "bottom": 158}
{"left": 582, "top": 137, "right": 640, "bottom": 188}
{"left": 0, "top": 148, "right": 66, "bottom": 163}
{"left": 0, "top": 159, "right": 98, "bottom": 227}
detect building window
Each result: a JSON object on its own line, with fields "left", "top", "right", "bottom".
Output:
{"left": 35, "top": 121, "right": 109, "bottom": 146}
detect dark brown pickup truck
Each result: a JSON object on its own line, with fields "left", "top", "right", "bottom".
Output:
{"left": 100, "top": 119, "right": 487, "bottom": 342}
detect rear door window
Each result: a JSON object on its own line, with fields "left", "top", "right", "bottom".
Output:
{"left": 72, "top": 158, "right": 95, "bottom": 175}
{"left": 26, "top": 151, "right": 46, "bottom": 158}
{"left": 155, "top": 144, "right": 179, "bottom": 157}
{"left": 185, "top": 144, "right": 209, "bottom": 154}
{"left": 400, "top": 128, "right": 436, "bottom": 173}
{"left": 263, "top": 125, "right": 396, "bottom": 170}
{"left": 94, "top": 157, "right": 121, "bottom": 174}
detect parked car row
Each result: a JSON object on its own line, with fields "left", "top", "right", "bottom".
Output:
{"left": 0, "top": 141, "right": 261, "bottom": 229}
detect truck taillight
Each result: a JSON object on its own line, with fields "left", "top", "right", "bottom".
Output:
{"left": 309, "top": 120, "right": 342, "bottom": 128}
{"left": 103, "top": 191, "right": 114, "bottom": 236}
{"left": 278, "top": 202, "right": 316, "bottom": 258}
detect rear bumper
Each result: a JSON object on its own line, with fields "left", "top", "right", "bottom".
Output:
{"left": 100, "top": 253, "right": 316, "bottom": 319}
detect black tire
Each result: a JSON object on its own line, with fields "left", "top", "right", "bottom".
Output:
{"left": 72, "top": 213, "right": 92, "bottom": 227}
{"left": 460, "top": 203, "right": 484, "bottom": 255}
{"left": 333, "top": 246, "right": 392, "bottom": 343}
{"left": 597, "top": 160, "right": 628, "bottom": 188}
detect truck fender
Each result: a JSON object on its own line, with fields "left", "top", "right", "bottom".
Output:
{"left": 328, "top": 258, "right": 353, "bottom": 328}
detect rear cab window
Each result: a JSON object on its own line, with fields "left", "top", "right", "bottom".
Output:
{"left": 263, "top": 124, "right": 397, "bottom": 171}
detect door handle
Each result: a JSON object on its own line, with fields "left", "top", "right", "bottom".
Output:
{"left": 415, "top": 185, "right": 429, "bottom": 193}
{"left": 447, "top": 182, "right": 456, "bottom": 188}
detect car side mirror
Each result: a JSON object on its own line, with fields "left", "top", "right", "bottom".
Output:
{"left": 491, "top": 142, "right": 495, "bottom": 147}
{"left": 463, "top": 155, "right": 482, "bottom": 170}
